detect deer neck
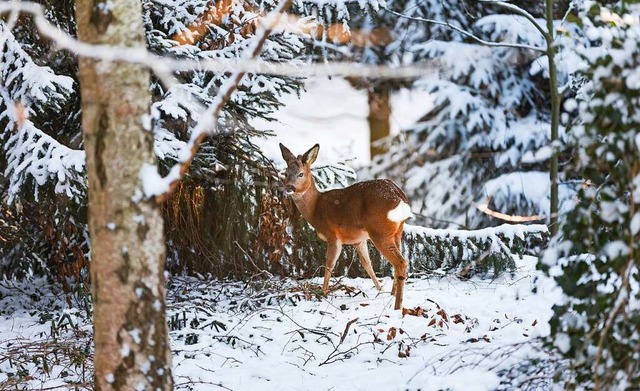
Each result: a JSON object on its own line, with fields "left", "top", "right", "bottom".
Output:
{"left": 292, "top": 178, "right": 320, "bottom": 224}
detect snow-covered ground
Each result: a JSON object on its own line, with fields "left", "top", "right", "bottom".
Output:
{"left": 0, "top": 256, "right": 560, "bottom": 390}
{"left": 252, "top": 77, "right": 433, "bottom": 167}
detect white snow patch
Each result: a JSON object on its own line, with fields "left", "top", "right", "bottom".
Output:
{"left": 631, "top": 213, "right": 640, "bottom": 236}
{"left": 555, "top": 333, "right": 571, "bottom": 354}
{"left": 604, "top": 241, "right": 630, "bottom": 259}
{"left": 129, "top": 328, "right": 141, "bottom": 345}
{"left": 121, "top": 344, "right": 131, "bottom": 358}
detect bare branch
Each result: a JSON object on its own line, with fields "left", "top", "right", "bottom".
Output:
{"left": 475, "top": 199, "right": 546, "bottom": 223}
{"left": 383, "top": 6, "right": 546, "bottom": 53}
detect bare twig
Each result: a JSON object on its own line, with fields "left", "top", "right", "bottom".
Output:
{"left": 475, "top": 197, "right": 546, "bottom": 223}
{"left": 339, "top": 317, "right": 359, "bottom": 344}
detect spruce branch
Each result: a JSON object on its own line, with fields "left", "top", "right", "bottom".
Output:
{"left": 383, "top": 6, "right": 546, "bottom": 53}
{"left": 153, "top": 0, "right": 294, "bottom": 203}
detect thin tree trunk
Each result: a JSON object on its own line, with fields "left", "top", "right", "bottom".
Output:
{"left": 546, "top": 0, "right": 560, "bottom": 236}
{"left": 75, "top": 1, "right": 173, "bottom": 389}
{"left": 368, "top": 86, "right": 391, "bottom": 158}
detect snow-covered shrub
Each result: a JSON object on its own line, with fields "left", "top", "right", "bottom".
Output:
{"left": 543, "top": 3, "right": 640, "bottom": 388}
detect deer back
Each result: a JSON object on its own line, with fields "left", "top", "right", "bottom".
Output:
{"left": 311, "top": 179, "right": 410, "bottom": 244}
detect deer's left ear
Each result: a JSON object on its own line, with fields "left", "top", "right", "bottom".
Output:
{"left": 302, "top": 144, "right": 320, "bottom": 165}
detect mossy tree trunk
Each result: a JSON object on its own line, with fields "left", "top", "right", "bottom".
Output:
{"left": 75, "top": 0, "right": 173, "bottom": 389}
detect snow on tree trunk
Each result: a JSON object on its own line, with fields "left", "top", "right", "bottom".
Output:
{"left": 75, "top": 0, "right": 173, "bottom": 389}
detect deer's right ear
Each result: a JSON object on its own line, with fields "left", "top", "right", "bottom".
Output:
{"left": 279, "top": 143, "right": 296, "bottom": 164}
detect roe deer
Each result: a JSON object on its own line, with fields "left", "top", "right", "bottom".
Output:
{"left": 280, "top": 143, "right": 412, "bottom": 310}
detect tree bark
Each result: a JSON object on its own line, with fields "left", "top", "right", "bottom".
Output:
{"left": 545, "top": 0, "right": 560, "bottom": 236}
{"left": 75, "top": 1, "right": 173, "bottom": 389}
{"left": 368, "top": 86, "right": 391, "bottom": 158}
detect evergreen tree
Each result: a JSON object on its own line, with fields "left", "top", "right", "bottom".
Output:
{"left": 0, "top": 0, "right": 376, "bottom": 279}
{"left": 369, "top": 1, "right": 580, "bottom": 229}
{"left": 543, "top": 2, "right": 640, "bottom": 388}
{"left": 0, "top": 5, "right": 88, "bottom": 280}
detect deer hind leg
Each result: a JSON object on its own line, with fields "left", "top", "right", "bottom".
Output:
{"left": 354, "top": 241, "right": 382, "bottom": 291}
{"left": 323, "top": 241, "right": 343, "bottom": 293}
{"left": 371, "top": 234, "right": 408, "bottom": 310}
{"left": 391, "top": 224, "right": 405, "bottom": 296}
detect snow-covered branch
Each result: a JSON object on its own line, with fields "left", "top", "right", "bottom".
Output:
{"left": 478, "top": 1, "right": 549, "bottom": 40}
{"left": 0, "top": 22, "right": 85, "bottom": 203}
{"left": 0, "top": 2, "right": 441, "bottom": 80}
{"left": 384, "top": 6, "right": 546, "bottom": 53}
{"left": 149, "top": 0, "right": 295, "bottom": 203}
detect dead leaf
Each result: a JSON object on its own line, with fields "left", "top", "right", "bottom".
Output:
{"left": 402, "top": 306, "right": 424, "bottom": 317}
{"left": 428, "top": 318, "right": 436, "bottom": 327}
{"left": 452, "top": 314, "right": 465, "bottom": 324}
{"left": 387, "top": 327, "right": 397, "bottom": 341}
{"left": 359, "top": 303, "right": 369, "bottom": 307}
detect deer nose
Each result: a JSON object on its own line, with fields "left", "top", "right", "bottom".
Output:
{"left": 285, "top": 185, "right": 295, "bottom": 193}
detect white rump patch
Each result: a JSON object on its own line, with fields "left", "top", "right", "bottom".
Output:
{"left": 387, "top": 201, "right": 413, "bottom": 222}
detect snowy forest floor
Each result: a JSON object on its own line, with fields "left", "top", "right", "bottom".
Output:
{"left": 0, "top": 255, "right": 563, "bottom": 390}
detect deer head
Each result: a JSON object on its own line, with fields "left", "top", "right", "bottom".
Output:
{"left": 279, "top": 143, "right": 319, "bottom": 195}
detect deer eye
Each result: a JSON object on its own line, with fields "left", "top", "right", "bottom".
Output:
{"left": 297, "top": 172, "right": 304, "bottom": 178}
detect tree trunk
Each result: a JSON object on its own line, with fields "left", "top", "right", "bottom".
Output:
{"left": 75, "top": 1, "right": 173, "bottom": 389}
{"left": 368, "top": 86, "right": 391, "bottom": 158}
{"left": 545, "top": 0, "right": 560, "bottom": 236}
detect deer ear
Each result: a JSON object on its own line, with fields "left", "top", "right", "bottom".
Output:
{"left": 279, "top": 143, "right": 296, "bottom": 163}
{"left": 302, "top": 144, "right": 320, "bottom": 165}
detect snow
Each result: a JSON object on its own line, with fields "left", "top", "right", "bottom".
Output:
{"left": 631, "top": 213, "right": 640, "bottom": 236}
{"left": 554, "top": 333, "right": 570, "bottom": 354}
{"left": 140, "top": 163, "right": 172, "bottom": 197}
{"left": 166, "top": 255, "right": 559, "bottom": 390}
{"left": 0, "top": 256, "right": 559, "bottom": 390}
{"left": 405, "top": 222, "right": 548, "bottom": 242}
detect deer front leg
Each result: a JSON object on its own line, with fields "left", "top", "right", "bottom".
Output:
{"left": 322, "top": 240, "right": 342, "bottom": 293}
{"left": 354, "top": 241, "right": 382, "bottom": 291}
